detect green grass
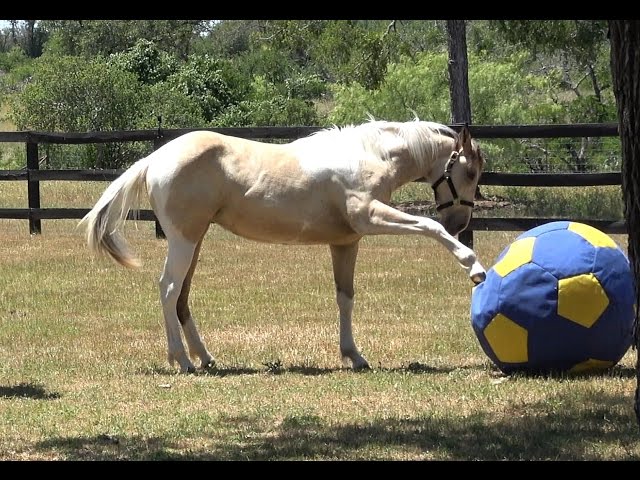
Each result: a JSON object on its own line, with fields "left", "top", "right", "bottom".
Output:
{"left": 391, "top": 184, "right": 623, "bottom": 222}
{"left": 0, "top": 181, "right": 638, "bottom": 460}
{"left": 488, "top": 185, "right": 624, "bottom": 220}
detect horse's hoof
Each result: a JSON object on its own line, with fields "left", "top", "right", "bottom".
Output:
{"left": 180, "top": 363, "right": 197, "bottom": 374}
{"left": 471, "top": 270, "right": 486, "bottom": 285}
{"left": 353, "top": 363, "right": 371, "bottom": 372}
{"left": 470, "top": 262, "right": 486, "bottom": 285}
{"left": 201, "top": 358, "right": 216, "bottom": 369}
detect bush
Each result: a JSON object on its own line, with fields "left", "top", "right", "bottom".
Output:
{"left": 8, "top": 54, "right": 147, "bottom": 168}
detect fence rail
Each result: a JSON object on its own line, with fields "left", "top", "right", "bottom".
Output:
{"left": 0, "top": 123, "right": 625, "bottom": 245}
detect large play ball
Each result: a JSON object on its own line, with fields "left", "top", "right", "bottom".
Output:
{"left": 471, "top": 221, "right": 635, "bottom": 375}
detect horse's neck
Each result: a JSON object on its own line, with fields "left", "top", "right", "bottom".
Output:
{"left": 387, "top": 135, "right": 453, "bottom": 190}
{"left": 421, "top": 136, "right": 455, "bottom": 185}
{"left": 386, "top": 154, "right": 424, "bottom": 191}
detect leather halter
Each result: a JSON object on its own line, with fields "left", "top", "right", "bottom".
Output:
{"left": 431, "top": 151, "right": 475, "bottom": 212}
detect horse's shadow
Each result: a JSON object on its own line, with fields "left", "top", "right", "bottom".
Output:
{"left": 137, "top": 360, "right": 637, "bottom": 379}
{"left": 0, "top": 382, "right": 61, "bottom": 400}
{"left": 137, "top": 360, "right": 489, "bottom": 377}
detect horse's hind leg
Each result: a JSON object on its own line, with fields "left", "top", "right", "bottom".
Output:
{"left": 159, "top": 230, "right": 202, "bottom": 373}
{"left": 330, "top": 241, "right": 370, "bottom": 370}
{"left": 177, "top": 233, "right": 214, "bottom": 368}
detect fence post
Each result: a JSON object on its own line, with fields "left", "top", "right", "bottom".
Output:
{"left": 152, "top": 133, "right": 167, "bottom": 239}
{"left": 26, "top": 139, "right": 41, "bottom": 235}
{"left": 459, "top": 228, "right": 473, "bottom": 249}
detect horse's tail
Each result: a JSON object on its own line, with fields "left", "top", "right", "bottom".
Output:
{"left": 79, "top": 155, "right": 153, "bottom": 269}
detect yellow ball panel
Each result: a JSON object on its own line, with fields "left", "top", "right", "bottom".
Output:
{"left": 493, "top": 237, "right": 536, "bottom": 277}
{"left": 557, "top": 273, "right": 609, "bottom": 328}
{"left": 568, "top": 222, "right": 617, "bottom": 248}
{"left": 485, "top": 313, "right": 528, "bottom": 363}
{"left": 568, "top": 358, "right": 615, "bottom": 374}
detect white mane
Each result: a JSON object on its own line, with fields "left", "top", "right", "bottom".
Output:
{"left": 304, "top": 118, "right": 457, "bottom": 170}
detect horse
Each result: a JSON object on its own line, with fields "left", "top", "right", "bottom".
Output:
{"left": 79, "top": 119, "right": 487, "bottom": 373}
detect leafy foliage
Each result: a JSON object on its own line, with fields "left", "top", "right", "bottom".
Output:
{"left": 0, "top": 19, "right": 620, "bottom": 173}
{"left": 162, "top": 54, "right": 242, "bottom": 123}
{"left": 8, "top": 54, "right": 146, "bottom": 168}
{"left": 215, "top": 75, "right": 319, "bottom": 127}
{"left": 39, "top": 20, "right": 204, "bottom": 59}
{"left": 108, "top": 39, "right": 179, "bottom": 85}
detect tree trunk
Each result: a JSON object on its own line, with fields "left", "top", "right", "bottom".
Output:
{"left": 609, "top": 20, "right": 640, "bottom": 429}
{"left": 446, "top": 20, "right": 472, "bottom": 125}
{"left": 26, "top": 20, "right": 36, "bottom": 57}
{"left": 10, "top": 20, "right": 18, "bottom": 45}
{"left": 446, "top": 20, "right": 478, "bottom": 247}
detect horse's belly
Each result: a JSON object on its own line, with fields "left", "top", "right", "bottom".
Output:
{"left": 215, "top": 207, "right": 359, "bottom": 245}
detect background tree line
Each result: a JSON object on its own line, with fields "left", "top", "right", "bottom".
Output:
{"left": 0, "top": 20, "right": 618, "bottom": 171}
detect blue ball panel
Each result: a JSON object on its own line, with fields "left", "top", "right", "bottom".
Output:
{"left": 531, "top": 230, "right": 596, "bottom": 279}
{"left": 528, "top": 313, "right": 594, "bottom": 371}
{"left": 471, "top": 270, "right": 504, "bottom": 367}
{"left": 517, "top": 221, "right": 570, "bottom": 241}
{"left": 593, "top": 246, "right": 635, "bottom": 308}
{"left": 470, "top": 221, "right": 635, "bottom": 375}
{"left": 497, "top": 263, "right": 558, "bottom": 332}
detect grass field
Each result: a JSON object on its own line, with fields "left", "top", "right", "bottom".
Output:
{"left": 0, "top": 181, "right": 638, "bottom": 460}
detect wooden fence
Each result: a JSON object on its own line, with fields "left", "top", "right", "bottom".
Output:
{"left": 0, "top": 123, "right": 625, "bottom": 247}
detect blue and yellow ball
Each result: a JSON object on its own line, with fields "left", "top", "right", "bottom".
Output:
{"left": 471, "top": 221, "right": 635, "bottom": 374}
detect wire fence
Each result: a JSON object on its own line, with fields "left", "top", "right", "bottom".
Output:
{"left": 482, "top": 136, "right": 622, "bottom": 174}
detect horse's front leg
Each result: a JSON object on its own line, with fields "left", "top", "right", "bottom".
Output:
{"left": 349, "top": 198, "right": 486, "bottom": 284}
{"left": 329, "top": 241, "right": 370, "bottom": 370}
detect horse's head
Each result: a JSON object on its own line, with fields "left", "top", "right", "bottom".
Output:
{"left": 431, "top": 126, "right": 484, "bottom": 236}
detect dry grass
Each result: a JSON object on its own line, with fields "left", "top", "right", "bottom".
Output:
{"left": 0, "top": 180, "right": 638, "bottom": 460}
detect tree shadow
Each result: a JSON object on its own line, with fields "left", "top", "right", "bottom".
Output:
{"left": 0, "top": 382, "right": 61, "bottom": 400}
{"left": 31, "top": 389, "right": 640, "bottom": 460}
{"left": 500, "top": 364, "right": 637, "bottom": 381}
{"left": 34, "top": 434, "right": 184, "bottom": 460}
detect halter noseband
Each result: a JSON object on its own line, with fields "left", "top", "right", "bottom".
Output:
{"left": 431, "top": 151, "right": 475, "bottom": 212}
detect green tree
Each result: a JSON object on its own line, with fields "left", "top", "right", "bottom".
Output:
{"left": 496, "top": 21, "right": 613, "bottom": 118}
{"left": 252, "top": 20, "right": 410, "bottom": 90}
{"left": 163, "top": 54, "right": 243, "bottom": 123}
{"left": 329, "top": 51, "right": 569, "bottom": 172}
{"left": 9, "top": 54, "right": 146, "bottom": 168}
{"left": 40, "top": 20, "right": 204, "bottom": 59}
{"left": 215, "top": 75, "right": 320, "bottom": 127}
{"left": 0, "top": 20, "right": 47, "bottom": 57}
{"left": 137, "top": 83, "right": 207, "bottom": 130}
{"left": 0, "top": 46, "right": 33, "bottom": 93}
{"left": 194, "top": 20, "right": 261, "bottom": 58}
{"left": 108, "top": 39, "right": 179, "bottom": 85}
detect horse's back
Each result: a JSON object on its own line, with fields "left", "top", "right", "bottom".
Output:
{"left": 144, "top": 130, "right": 361, "bottom": 245}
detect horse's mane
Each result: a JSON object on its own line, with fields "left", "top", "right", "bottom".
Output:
{"left": 307, "top": 117, "right": 457, "bottom": 170}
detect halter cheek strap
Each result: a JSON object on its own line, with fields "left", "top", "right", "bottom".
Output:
{"left": 431, "top": 152, "right": 475, "bottom": 212}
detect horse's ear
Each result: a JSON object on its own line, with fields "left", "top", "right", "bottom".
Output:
{"left": 458, "top": 125, "right": 472, "bottom": 153}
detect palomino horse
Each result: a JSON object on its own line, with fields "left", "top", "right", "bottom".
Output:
{"left": 80, "top": 119, "right": 486, "bottom": 373}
